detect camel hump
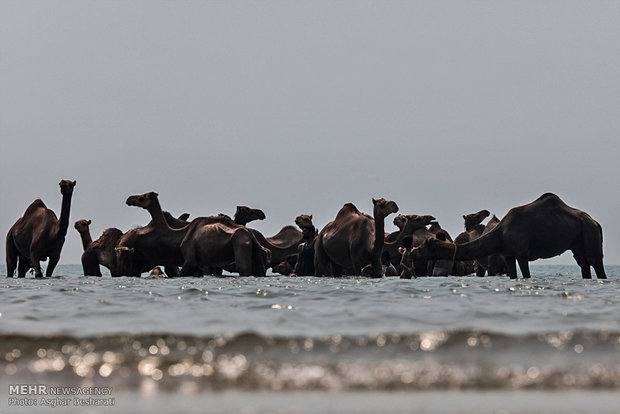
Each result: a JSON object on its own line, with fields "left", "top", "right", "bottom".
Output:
{"left": 23, "top": 199, "right": 47, "bottom": 215}
{"left": 91, "top": 228, "right": 124, "bottom": 249}
{"left": 539, "top": 192, "right": 560, "bottom": 200}
{"left": 332, "top": 203, "right": 362, "bottom": 221}
{"left": 536, "top": 193, "right": 566, "bottom": 206}
{"left": 266, "top": 225, "right": 303, "bottom": 248}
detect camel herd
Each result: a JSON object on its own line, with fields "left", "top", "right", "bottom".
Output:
{"left": 5, "top": 180, "right": 608, "bottom": 280}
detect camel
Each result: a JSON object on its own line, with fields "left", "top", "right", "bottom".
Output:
{"left": 407, "top": 193, "right": 606, "bottom": 279}
{"left": 271, "top": 254, "right": 298, "bottom": 276}
{"left": 76, "top": 211, "right": 189, "bottom": 277}
{"left": 426, "top": 221, "right": 455, "bottom": 276}
{"left": 314, "top": 198, "right": 399, "bottom": 277}
{"left": 389, "top": 214, "right": 440, "bottom": 276}
{"left": 234, "top": 206, "right": 266, "bottom": 226}
{"left": 179, "top": 214, "right": 269, "bottom": 277}
{"left": 115, "top": 192, "right": 192, "bottom": 277}
{"left": 292, "top": 215, "right": 318, "bottom": 276}
{"left": 6, "top": 180, "right": 76, "bottom": 278}
{"left": 245, "top": 217, "right": 303, "bottom": 272}
{"left": 74, "top": 219, "right": 123, "bottom": 276}
{"left": 380, "top": 214, "right": 435, "bottom": 274}
{"left": 474, "top": 215, "right": 507, "bottom": 276}
{"left": 453, "top": 210, "right": 490, "bottom": 276}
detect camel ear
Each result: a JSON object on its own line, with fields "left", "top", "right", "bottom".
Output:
{"left": 87, "top": 220, "right": 91, "bottom": 225}
{"left": 149, "top": 192, "right": 158, "bottom": 199}
{"left": 372, "top": 198, "right": 377, "bottom": 205}
{"left": 309, "top": 215, "right": 312, "bottom": 220}
{"left": 463, "top": 215, "right": 466, "bottom": 220}
{"left": 72, "top": 180, "right": 76, "bottom": 186}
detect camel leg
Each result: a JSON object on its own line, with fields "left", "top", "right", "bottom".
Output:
{"left": 81, "top": 251, "right": 102, "bottom": 276}
{"left": 517, "top": 258, "right": 530, "bottom": 278}
{"left": 165, "top": 265, "right": 179, "bottom": 278}
{"left": 504, "top": 256, "right": 518, "bottom": 279}
{"left": 29, "top": 255, "right": 43, "bottom": 278}
{"left": 592, "top": 260, "right": 607, "bottom": 279}
{"left": 314, "top": 238, "right": 331, "bottom": 277}
{"left": 6, "top": 239, "right": 18, "bottom": 277}
{"left": 572, "top": 250, "right": 593, "bottom": 279}
{"left": 180, "top": 262, "right": 199, "bottom": 277}
{"left": 17, "top": 255, "right": 31, "bottom": 278}
{"left": 232, "top": 233, "right": 253, "bottom": 276}
{"left": 46, "top": 254, "right": 61, "bottom": 277}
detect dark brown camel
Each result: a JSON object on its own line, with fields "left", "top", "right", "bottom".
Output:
{"left": 272, "top": 254, "right": 298, "bottom": 276}
{"left": 74, "top": 219, "right": 124, "bottom": 277}
{"left": 314, "top": 198, "right": 399, "bottom": 277}
{"left": 390, "top": 214, "right": 439, "bottom": 276}
{"left": 244, "top": 212, "right": 303, "bottom": 271}
{"left": 426, "top": 221, "right": 455, "bottom": 276}
{"left": 179, "top": 214, "right": 269, "bottom": 277}
{"left": 453, "top": 209, "right": 490, "bottom": 276}
{"left": 381, "top": 214, "right": 435, "bottom": 273}
{"left": 234, "top": 206, "right": 266, "bottom": 226}
{"left": 6, "top": 180, "right": 76, "bottom": 278}
{"left": 292, "top": 214, "right": 317, "bottom": 276}
{"left": 408, "top": 193, "right": 606, "bottom": 279}
{"left": 474, "top": 215, "right": 507, "bottom": 276}
{"left": 115, "top": 192, "right": 191, "bottom": 277}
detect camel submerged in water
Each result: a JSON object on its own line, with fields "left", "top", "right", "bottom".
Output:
{"left": 453, "top": 209, "right": 490, "bottom": 276}
{"left": 403, "top": 193, "right": 606, "bottom": 279}
{"left": 75, "top": 211, "right": 188, "bottom": 277}
{"left": 6, "top": 180, "right": 76, "bottom": 278}
{"left": 314, "top": 198, "right": 399, "bottom": 277}
{"left": 114, "top": 192, "right": 191, "bottom": 277}
{"left": 74, "top": 219, "right": 123, "bottom": 277}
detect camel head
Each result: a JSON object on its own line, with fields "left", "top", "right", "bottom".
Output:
{"left": 406, "top": 214, "right": 436, "bottom": 230}
{"left": 234, "top": 206, "right": 266, "bottom": 226}
{"left": 295, "top": 214, "right": 314, "bottom": 231}
{"left": 126, "top": 192, "right": 158, "bottom": 209}
{"left": 393, "top": 214, "right": 408, "bottom": 230}
{"left": 74, "top": 219, "right": 91, "bottom": 234}
{"left": 59, "top": 180, "right": 76, "bottom": 195}
{"left": 372, "top": 198, "right": 399, "bottom": 219}
{"left": 463, "top": 209, "right": 490, "bottom": 229}
{"left": 272, "top": 260, "right": 294, "bottom": 276}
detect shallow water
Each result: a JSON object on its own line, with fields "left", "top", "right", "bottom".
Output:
{"left": 1, "top": 265, "right": 619, "bottom": 413}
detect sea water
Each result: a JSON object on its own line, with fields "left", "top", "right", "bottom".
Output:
{"left": 0, "top": 265, "right": 619, "bottom": 414}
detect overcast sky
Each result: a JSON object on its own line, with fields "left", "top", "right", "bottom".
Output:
{"left": 1, "top": 0, "right": 619, "bottom": 267}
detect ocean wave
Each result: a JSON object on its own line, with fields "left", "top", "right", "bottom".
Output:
{"left": 2, "top": 330, "right": 619, "bottom": 392}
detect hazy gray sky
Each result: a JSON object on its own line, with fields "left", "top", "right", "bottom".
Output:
{"left": 1, "top": 0, "right": 619, "bottom": 267}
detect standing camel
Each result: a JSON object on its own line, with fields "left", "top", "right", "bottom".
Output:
{"left": 6, "top": 180, "right": 76, "bottom": 278}
{"left": 314, "top": 198, "right": 399, "bottom": 277}
{"left": 406, "top": 193, "right": 606, "bottom": 279}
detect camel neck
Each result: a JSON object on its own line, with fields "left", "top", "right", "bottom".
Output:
{"left": 146, "top": 198, "right": 167, "bottom": 228}
{"left": 56, "top": 193, "right": 73, "bottom": 239}
{"left": 372, "top": 216, "right": 386, "bottom": 256}
{"left": 78, "top": 229, "right": 93, "bottom": 251}
{"left": 443, "top": 228, "right": 502, "bottom": 260}
{"left": 302, "top": 226, "right": 316, "bottom": 243}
